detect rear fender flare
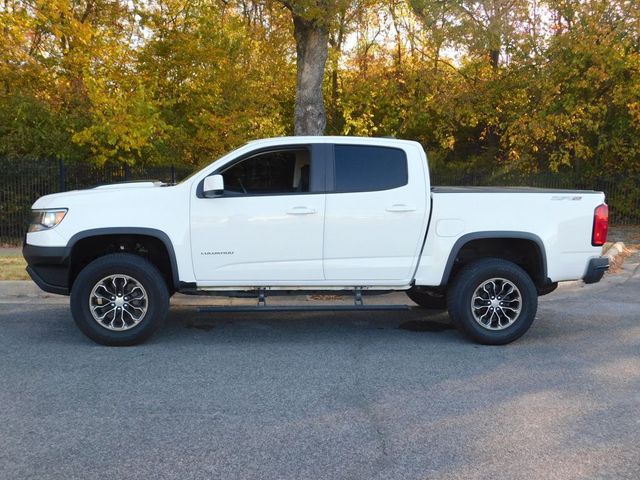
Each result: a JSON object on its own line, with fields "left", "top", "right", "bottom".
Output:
{"left": 439, "top": 231, "right": 548, "bottom": 286}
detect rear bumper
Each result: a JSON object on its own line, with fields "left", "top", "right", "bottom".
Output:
{"left": 582, "top": 257, "right": 609, "bottom": 284}
{"left": 22, "top": 244, "right": 70, "bottom": 295}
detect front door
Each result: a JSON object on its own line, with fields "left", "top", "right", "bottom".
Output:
{"left": 190, "top": 146, "right": 326, "bottom": 283}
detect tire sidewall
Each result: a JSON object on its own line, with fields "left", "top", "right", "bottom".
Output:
{"left": 448, "top": 259, "right": 538, "bottom": 345}
{"left": 70, "top": 254, "right": 169, "bottom": 346}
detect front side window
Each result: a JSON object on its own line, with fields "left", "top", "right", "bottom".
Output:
{"left": 221, "top": 148, "right": 311, "bottom": 195}
{"left": 334, "top": 145, "right": 408, "bottom": 192}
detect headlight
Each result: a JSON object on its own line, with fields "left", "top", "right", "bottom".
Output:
{"left": 28, "top": 209, "right": 68, "bottom": 232}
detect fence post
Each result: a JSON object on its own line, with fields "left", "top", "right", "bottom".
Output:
{"left": 171, "top": 165, "right": 176, "bottom": 184}
{"left": 124, "top": 163, "right": 130, "bottom": 181}
{"left": 58, "top": 158, "right": 65, "bottom": 192}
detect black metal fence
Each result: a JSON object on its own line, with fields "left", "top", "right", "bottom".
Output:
{"left": 1, "top": 157, "right": 638, "bottom": 245}
{"left": 0, "top": 158, "right": 192, "bottom": 245}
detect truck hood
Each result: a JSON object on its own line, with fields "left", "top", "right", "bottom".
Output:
{"left": 93, "top": 181, "right": 165, "bottom": 190}
{"left": 31, "top": 181, "right": 171, "bottom": 209}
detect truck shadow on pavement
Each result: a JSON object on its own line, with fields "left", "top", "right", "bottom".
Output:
{"left": 173, "top": 307, "right": 459, "bottom": 343}
{"left": 181, "top": 310, "right": 456, "bottom": 334}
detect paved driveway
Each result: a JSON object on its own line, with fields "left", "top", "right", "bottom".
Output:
{"left": 1, "top": 257, "right": 639, "bottom": 480}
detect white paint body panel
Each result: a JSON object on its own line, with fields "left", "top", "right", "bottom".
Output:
{"left": 413, "top": 190, "right": 605, "bottom": 285}
{"left": 26, "top": 136, "right": 605, "bottom": 290}
{"left": 323, "top": 143, "right": 429, "bottom": 284}
{"left": 190, "top": 194, "right": 325, "bottom": 281}
{"left": 28, "top": 182, "right": 195, "bottom": 282}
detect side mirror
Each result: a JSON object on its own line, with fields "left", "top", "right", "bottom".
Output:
{"left": 203, "top": 174, "right": 224, "bottom": 198}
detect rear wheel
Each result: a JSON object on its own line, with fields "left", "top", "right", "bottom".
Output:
{"left": 447, "top": 258, "right": 538, "bottom": 345}
{"left": 406, "top": 286, "right": 447, "bottom": 310}
{"left": 70, "top": 253, "right": 169, "bottom": 346}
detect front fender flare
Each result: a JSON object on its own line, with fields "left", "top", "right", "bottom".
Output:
{"left": 66, "top": 227, "right": 180, "bottom": 290}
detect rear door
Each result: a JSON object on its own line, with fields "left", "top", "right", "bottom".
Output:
{"left": 322, "top": 143, "right": 429, "bottom": 283}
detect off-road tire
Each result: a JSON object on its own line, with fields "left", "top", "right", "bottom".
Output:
{"left": 447, "top": 258, "right": 538, "bottom": 345}
{"left": 70, "top": 253, "right": 169, "bottom": 346}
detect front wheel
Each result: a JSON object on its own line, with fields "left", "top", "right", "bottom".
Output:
{"left": 447, "top": 258, "right": 538, "bottom": 345}
{"left": 70, "top": 253, "right": 169, "bottom": 346}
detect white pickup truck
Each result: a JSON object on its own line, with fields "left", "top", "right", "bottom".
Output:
{"left": 23, "top": 136, "right": 609, "bottom": 346}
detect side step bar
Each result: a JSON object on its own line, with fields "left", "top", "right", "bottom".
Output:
{"left": 197, "top": 305, "right": 410, "bottom": 313}
{"left": 196, "top": 287, "right": 411, "bottom": 313}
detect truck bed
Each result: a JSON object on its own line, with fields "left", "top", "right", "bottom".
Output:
{"left": 431, "top": 186, "right": 600, "bottom": 194}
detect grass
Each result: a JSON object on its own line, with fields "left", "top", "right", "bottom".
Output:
{"left": 0, "top": 256, "right": 29, "bottom": 280}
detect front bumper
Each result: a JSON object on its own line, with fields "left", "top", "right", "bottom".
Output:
{"left": 583, "top": 257, "right": 609, "bottom": 284}
{"left": 22, "top": 244, "right": 70, "bottom": 295}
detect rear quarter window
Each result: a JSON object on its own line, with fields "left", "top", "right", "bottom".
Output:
{"left": 334, "top": 145, "right": 408, "bottom": 192}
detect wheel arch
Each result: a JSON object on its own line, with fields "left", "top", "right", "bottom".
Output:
{"left": 66, "top": 228, "right": 180, "bottom": 292}
{"left": 440, "top": 231, "right": 549, "bottom": 288}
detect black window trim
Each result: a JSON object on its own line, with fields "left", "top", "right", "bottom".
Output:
{"left": 196, "top": 144, "right": 329, "bottom": 199}
{"left": 327, "top": 143, "right": 409, "bottom": 194}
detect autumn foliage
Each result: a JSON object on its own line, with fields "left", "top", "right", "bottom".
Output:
{"left": 1, "top": 0, "right": 639, "bottom": 181}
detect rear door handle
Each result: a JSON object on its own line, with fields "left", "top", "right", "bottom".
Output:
{"left": 386, "top": 204, "right": 416, "bottom": 212}
{"left": 286, "top": 206, "right": 317, "bottom": 215}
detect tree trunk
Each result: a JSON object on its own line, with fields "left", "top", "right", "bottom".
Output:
{"left": 292, "top": 14, "right": 329, "bottom": 136}
{"left": 489, "top": 48, "right": 500, "bottom": 70}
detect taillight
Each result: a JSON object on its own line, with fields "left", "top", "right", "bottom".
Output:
{"left": 592, "top": 203, "right": 608, "bottom": 246}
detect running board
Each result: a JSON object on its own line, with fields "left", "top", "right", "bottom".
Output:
{"left": 197, "top": 304, "right": 410, "bottom": 313}
{"left": 196, "top": 287, "right": 410, "bottom": 313}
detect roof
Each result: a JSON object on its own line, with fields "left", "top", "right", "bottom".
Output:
{"left": 245, "top": 136, "right": 421, "bottom": 149}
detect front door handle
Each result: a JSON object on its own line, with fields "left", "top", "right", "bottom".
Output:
{"left": 286, "top": 206, "right": 317, "bottom": 215}
{"left": 386, "top": 204, "right": 416, "bottom": 212}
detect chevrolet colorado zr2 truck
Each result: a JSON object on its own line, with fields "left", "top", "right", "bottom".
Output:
{"left": 22, "top": 137, "right": 610, "bottom": 346}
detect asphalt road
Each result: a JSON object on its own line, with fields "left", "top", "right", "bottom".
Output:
{"left": 1, "top": 258, "right": 639, "bottom": 480}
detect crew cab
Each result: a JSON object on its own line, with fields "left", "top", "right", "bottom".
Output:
{"left": 23, "top": 137, "right": 609, "bottom": 346}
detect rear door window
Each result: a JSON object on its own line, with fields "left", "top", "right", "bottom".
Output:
{"left": 333, "top": 145, "right": 408, "bottom": 192}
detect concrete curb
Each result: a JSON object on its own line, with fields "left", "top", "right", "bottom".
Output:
{"left": 0, "top": 280, "right": 374, "bottom": 306}
{"left": 0, "top": 281, "right": 50, "bottom": 299}
{"left": 0, "top": 280, "right": 245, "bottom": 305}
